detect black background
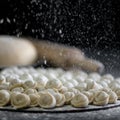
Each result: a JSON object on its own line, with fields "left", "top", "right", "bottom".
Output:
{"left": 0, "top": 0, "right": 119, "bottom": 49}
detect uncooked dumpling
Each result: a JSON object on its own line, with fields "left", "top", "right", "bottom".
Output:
{"left": 93, "top": 91, "right": 109, "bottom": 106}
{"left": 11, "top": 92, "right": 30, "bottom": 109}
{"left": 71, "top": 93, "right": 89, "bottom": 107}
{"left": 0, "top": 90, "right": 10, "bottom": 106}
{"left": 38, "top": 91, "right": 56, "bottom": 108}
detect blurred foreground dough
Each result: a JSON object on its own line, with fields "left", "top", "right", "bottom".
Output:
{"left": 0, "top": 36, "right": 37, "bottom": 67}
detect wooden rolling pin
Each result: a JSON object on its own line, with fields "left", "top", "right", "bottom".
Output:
{"left": 0, "top": 35, "right": 104, "bottom": 72}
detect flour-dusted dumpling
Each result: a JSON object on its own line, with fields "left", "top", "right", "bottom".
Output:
{"left": 56, "top": 93, "right": 66, "bottom": 107}
{"left": 45, "top": 79, "right": 62, "bottom": 90}
{"left": 102, "top": 74, "right": 114, "bottom": 81}
{"left": 60, "top": 71, "right": 73, "bottom": 80}
{"left": 69, "top": 79, "right": 78, "bottom": 86}
{"left": 0, "top": 75, "right": 6, "bottom": 84}
{"left": 68, "top": 88, "right": 80, "bottom": 95}
{"left": 63, "top": 82, "right": 74, "bottom": 89}
{"left": 11, "top": 92, "right": 30, "bottom": 109}
{"left": 6, "top": 74, "right": 19, "bottom": 81}
{"left": 59, "top": 86, "right": 68, "bottom": 94}
{"left": 114, "top": 88, "right": 120, "bottom": 99}
{"left": 84, "top": 78, "right": 94, "bottom": 83}
{"left": 45, "top": 88, "right": 59, "bottom": 94}
{"left": 9, "top": 78, "right": 22, "bottom": 90}
{"left": 107, "top": 91, "right": 118, "bottom": 104}
{"left": 115, "top": 78, "right": 120, "bottom": 84}
{"left": 0, "top": 82, "right": 10, "bottom": 90}
{"left": 0, "top": 90, "right": 10, "bottom": 106}
{"left": 101, "top": 88, "right": 112, "bottom": 93}
{"left": 93, "top": 91, "right": 109, "bottom": 106}
{"left": 38, "top": 91, "right": 56, "bottom": 108}
{"left": 102, "top": 88, "right": 118, "bottom": 103}
{"left": 109, "top": 82, "right": 120, "bottom": 92}
{"left": 45, "top": 72, "right": 58, "bottom": 79}
{"left": 88, "top": 89, "right": 100, "bottom": 95}
{"left": 59, "top": 77, "right": 67, "bottom": 84}
{"left": 88, "top": 72, "right": 101, "bottom": 81}
{"left": 71, "top": 93, "right": 89, "bottom": 108}
{"left": 74, "top": 71, "right": 88, "bottom": 79}
{"left": 50, "top": 92, "right": 66, "bottom": 107}
{"left": 29, "top": 94, "right": 39, "bottom": 107}
{"left": 19, "top": 73, "right": 33, "bottom": 81}
{"left": 11, "top": 87, "right": 24, "bottom": 93}
{"left": 35, "top": 74, "right": 48, "bottom": 88}
{"left": 24, "top": 88, "right": 37, "bottom": 95}
{"left": 97, "top": 81, "right": 109, "bottom": 88}
{"left": 82, "top": 91, "right": 94, "bottom": 103}
{"left": 36, "top": 78, "right": 48, "bottom": 88}
{"left": 22, "top": 80, "right": 37, "bottom": 89}
{"left": 64, "top": 92, "right": 75, "bottom": 104}
{"left": 101, "top": 78, "right": 111, "bottom": 85}
{"left": 86, "top": 81, "right": 102, "bottom": 91}
{"left": 75, "top": 83, "right": 87, "bottom": 91}
{"left": 75, "top": 76, "right": 85, "bottom": 83}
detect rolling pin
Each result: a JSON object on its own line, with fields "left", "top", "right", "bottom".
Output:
{"left": 0, "top": 35, "right": 104, "bottom": 72}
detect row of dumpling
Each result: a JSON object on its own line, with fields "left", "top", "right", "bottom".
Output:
{"left": 0, "top": 86, "right": 119, "bottom": 109}
{"left": 0, "top": 66, "right": 115, "bottom": 82}
{"left": 0, "top": 68, "right": 120, "bottom": 95}
{"left": 1, "top": 72, "right": 120, "bottom": 95}
{"left": 0, "top": 67, "right": 119, "bottom": 86}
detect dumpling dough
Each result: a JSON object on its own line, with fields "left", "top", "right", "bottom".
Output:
{"left": 9, "top": 78, "right": 22, "bottom": 90}
{"left": 0, "top": 75, "right": 6, "bottom": 84}
{"left": 75, "top": 83, "right": 87, "bottom": 91}
{"left": 71, "top": 93, "right": 89, "bottom": 107}
{"left": 64, "top": 92, "right": 75, "bottom": 104}
{"left": 0, "top": 90, "right": 10, "bottom": 106}
{"left": 22, "top": 80, "right": 37, "bottom": 89}
{"left": 0, "top": 82, "right": 10, "bottom": 90}
{"left": 109, "top": 82, "right": 120, "bottom": 92}
{"left": 35, "top": 75, "right": 48, "bottom": 88}
{"left": 45, "top": 80, "right": 62, "bottom": 90}
{"left": 93, "top": 91, "right": 109, "bottom": 106}
{"left": 102, "top": 74, "right": 114, "bottom": 81}
{"left": 68, "top": 88, "right": 80, "bottom": 95}
{"left": 88, "top": 72, "right": 101, "bottom": 81}
{"left": 115, "top": 88, "right": 120, "bottom": 99}
{"left": 29, "top": 94, "right": 39, "bottom": 107}
{"left": 52, "top": 92, "right": 66, "bottom": 107}
{"left": 82, "top": 91, "right": 94, "bottom": 103}
{"left": 86, "top": 81, "right": 102, "bottom": 91}
{"left": 38, "top": 91, "right": 56, "bottom": 108}
{"left": 102, "top": 87, "right": 118, "bottom": 103}
{"left": 59, "top": 86, "right": 68, "bottom": 94}
{"left": 11, "top": 92, "right": 30, "bottom": 109}
{"left": 11, "top": 87, "right": 24, "bottom": 93}
{"left": 44, "top": 88, "right": 65, "bottom": 107}
{"left": 24, "top": 88, "right": 37, "bottom": 95}
{"left": 19, "top": 73, "right": 33, "bottom": 81}
{"left": 107, "top": 91, "right": 118, "bottom": 104}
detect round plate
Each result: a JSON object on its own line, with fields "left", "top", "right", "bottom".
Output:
{"left": 0, "top": 101, "right": 120, "bottom": 113}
